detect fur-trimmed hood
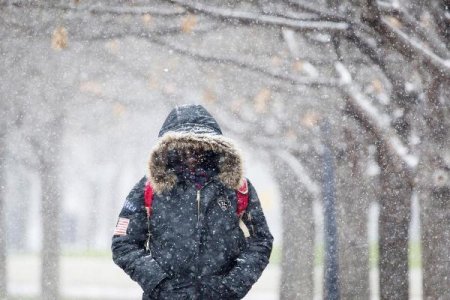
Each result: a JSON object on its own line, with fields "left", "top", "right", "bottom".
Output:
{"left": 148, "top": 104, "right": 243, "bottom": 194}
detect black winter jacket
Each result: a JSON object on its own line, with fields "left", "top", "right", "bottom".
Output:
{"left": 111, "top": 104, "right": 273, "bottom": 299}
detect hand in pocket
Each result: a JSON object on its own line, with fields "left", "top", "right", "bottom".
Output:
{"left": 201, "top": 275, "right": 237, "bottom": 299}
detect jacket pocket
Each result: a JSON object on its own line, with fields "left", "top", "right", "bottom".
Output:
{"left": 201, "top": 275, "right": 238, "bottom": 300}
{"left": 153, "top": 278, "right": 194, "bottom": 300}
{"left": 158, "top": 285, "right": 194, "bottom": 300}
{"left": 158, "top": 290, "right": 190, "bottom": 300}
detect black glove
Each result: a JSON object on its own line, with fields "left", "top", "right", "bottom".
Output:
{"left": 149, "top": 277, "right": 172, "bottom": 298}
{"left": 201, "top": 275, "right": 237, "bottom": 299}
{"left": 150, "top": 277, "right": 195, "bottom": 298}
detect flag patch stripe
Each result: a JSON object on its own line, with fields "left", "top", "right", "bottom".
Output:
{"left": 114, "top": 218, "right": 130, "bottom": 236}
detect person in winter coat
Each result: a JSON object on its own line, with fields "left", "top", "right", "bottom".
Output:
{"left": 111, "top": 104, "right": 273, "bottom": 300}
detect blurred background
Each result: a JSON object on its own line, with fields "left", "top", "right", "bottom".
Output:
{"left": 0, "top": 0, "right": 449, "bottom": 299}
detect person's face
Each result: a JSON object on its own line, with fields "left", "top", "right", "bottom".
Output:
{"left": 185, "top": 150, "right": 198, "bottom": 169}
{"left": 167, "top": 149, "right": 218, "bottom": 171}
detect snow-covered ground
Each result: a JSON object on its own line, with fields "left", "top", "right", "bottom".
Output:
{"left": 7, "top": 253, "right": 422, "bottom": 299}
{"left": 7, "top": 254, "right": 279, "bottom": 299}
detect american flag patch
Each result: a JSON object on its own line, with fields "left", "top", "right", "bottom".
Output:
{"left": 113, "top": 217, "right": 130, "bottom": 236}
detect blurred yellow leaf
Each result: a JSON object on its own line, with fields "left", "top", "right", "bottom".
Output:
{"left": 270, "top": 56, "right": 282, "bottom": 67}
{"left": 202, "top": 88, "right": 216, "bottom": 104}
{"left": 105, "top": 39, "right": 120, "bottom": 54}
{"left": 301, "top": 111, "right": 320, "bottom": 127}
{"left": 181, "top": 14, "right": 197, "bottom": 33}
{"left": 142, "top": 14, "right": 153, "bottom": 26}
{"left": 147, "top": 76, "right": 159, "bottom": 90}
{"left": 420, "top": 12, "right": 432, "bottom": 28}
{"left": 254, "top": 88, "right": 271, "bottom": 113}
{"left": 79, "top": 81, "right": 103, "bottom": 96}
{"left": 293, "top": 60, "right": 304, "bottom": 72}
{"left": 386, "top": 17, "right": 402, "bottom": 29}
{"left": 284, "top": 128, "right": 298, "bottom": 141}
{"left": 113, "top": 102, "right": 126, "bottom": 118}
{"left": 51, "top": 26, "right": 68, "bottom": 50}
{"left": 163, "top": 83, "right": 177, "bottom": 95}
{"left": 230, "top": 98, "right": 245, "bottom": 113}
{"left": 371, "top": 78, "right": 384, "bottom": 95}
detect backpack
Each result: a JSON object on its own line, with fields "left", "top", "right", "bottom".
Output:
{"left": 144, "top": 178, "right": 249, "bottom": 218}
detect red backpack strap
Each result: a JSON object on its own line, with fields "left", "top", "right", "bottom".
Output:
{"left": 144, "top": 181, "right": 153, "bottom": 217}
{"left": 236, "top": 178, "right": 249, "bottom": 217}
{"left": 146, "top": 179, "right": 249, "bottom": 218}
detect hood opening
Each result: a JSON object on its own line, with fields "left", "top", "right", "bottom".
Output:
{"left": 147, "top": 104, "right": 243, "bottom": 194}
{"left": 147, "top": 132, "right": 243, "bottom": 194}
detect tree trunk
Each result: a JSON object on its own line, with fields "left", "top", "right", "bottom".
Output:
{"left": 0, "top": 132, "right": 7, "bottom": 300}
{"left": 38, "top": 116, "right": 63, "bottom": 300}
{"left": 420, "top": 80, "right": 450, "bottom": 299}
{"left": 336, "top": 174, "right": 371, "bottom": 299}
{"left": 335, "top": 129, "right": 370, "bottom": 299}
{"left": 421, "top": 177, "right": 450, "bottom": 299}
{"left": 275, "top": 157, "right": 315, "bottom": 300}
{"left": 39, "top": 161, "right": 61, "bottom": 299}
{"left": 377, "top": 143, "right": 413, "bottom": 300}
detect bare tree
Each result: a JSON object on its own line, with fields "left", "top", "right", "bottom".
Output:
{"left": 334, "top": 126, "right": 372, "bottom": 299}
{"left": 37, "top": 127, "right": 63, "bottom": 299}
{"left": 275, "top": 150, "right": 318, "bottom": 299}
{"left": 28, "top": 103, "right": 65, "bottom": 299}
{"left": 1, "top": 0, "right": 449, "bottom": 299}
{"left": 419, "top": 76, "right": 450, "bottom": 299}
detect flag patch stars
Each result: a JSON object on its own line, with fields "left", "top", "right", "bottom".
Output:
{"left": 113, "top": 217, "right": 130, "bottom": 236}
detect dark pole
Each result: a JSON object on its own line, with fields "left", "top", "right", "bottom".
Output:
{"left": 321, "top": 119, "right": 339, "bottom": 300}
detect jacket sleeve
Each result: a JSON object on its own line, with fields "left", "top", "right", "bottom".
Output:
{"left": 111, "top": 176, "right": 168, "bottom": 294}
{"left": 222, "top": 178, "right": 274, "bottom": 298}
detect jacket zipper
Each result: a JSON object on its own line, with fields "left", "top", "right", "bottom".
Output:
{"left": 194, "top": 181, "right": 213, "bottom": 299}
{"left": 195, "top": 179, "right": 213, "bottom": 223}
{"left": 145, "top": 214, "right": 151, "bottom": 252}
{"left": 197, "top": 190, "right": 201, "bottom": 223}
{"left": 195, "top": 187, "right": 204, "bottom": 299}
{"left": 144, "top": 203, "right": 151, "bottom": 252}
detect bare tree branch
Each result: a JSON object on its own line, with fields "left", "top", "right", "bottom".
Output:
{"left": 377, "top": 2, "right": 449, "bottom": 58}
{"left": 166, "top": 0, "right": 349, "bottom": 32}
{"left": 336, "top": 62, "right": 418, "bottom": 169}
{"left": 360, "top": 1, "right": 450, "bottom": 78}
{"left": 362, "top": 0, "right": 381, "bottom": 21}
{"left": 346, "top": 31, "right": 417, "bottom": 107}
{"left": 6, "top": 1, "right": 186, "bottom": 16}
{"left": 83, "top": 22, "right": 219, "bottom": 42}
{"left": 275, "top": 149, "right": 321, "bottom": 196}
{"left": 429, "top": 0, "right": 450, "bottom": 41}
{"left": 283, "top": 0, "right": 347, "bottom": 22}
{"left": 379, "top": 18, "right": 450, "bottom": 74}
{"left": 149, "top": 36, "right": 340, "bottom": 87}
{"left": 210, "top": 100, "right": 321, "bottom": 200}
{"left": 424, "top": 75, "right": 447, "bottom": 140}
